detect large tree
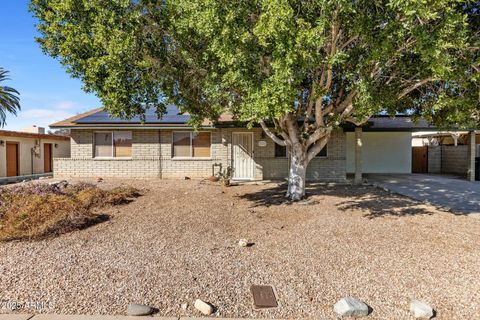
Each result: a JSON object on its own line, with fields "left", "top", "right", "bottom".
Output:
{"left": 0, "top": 68, "right": 20, "bottom": 127}
{"left": 31, "top": 0, "right": 478, "bottom": 199}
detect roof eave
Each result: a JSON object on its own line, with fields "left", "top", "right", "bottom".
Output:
{"left": 50, "top": 125, "right": 218, "bottom": 130}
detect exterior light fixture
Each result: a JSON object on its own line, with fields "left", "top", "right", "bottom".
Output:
{"left": 0, "top": 140, "right": 4, "bottom": 147}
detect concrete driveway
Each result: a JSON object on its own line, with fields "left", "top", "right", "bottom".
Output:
{"left": 367, "top": 174, "right": 480, "bottom": 215}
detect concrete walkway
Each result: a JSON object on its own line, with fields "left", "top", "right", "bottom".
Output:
{"left": 367, "top": 174, "right": 480, "bottom": 215}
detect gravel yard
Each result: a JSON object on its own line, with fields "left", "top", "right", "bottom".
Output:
{"left": 1, "top": 179, "right": 479, "bottom": 319}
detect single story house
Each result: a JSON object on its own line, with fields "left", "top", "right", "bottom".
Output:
{"left": 0, "top": 126, "right": 70, "bottom": 178}
{"left": 50, "top": 106, "right": 476, "bottom": 181}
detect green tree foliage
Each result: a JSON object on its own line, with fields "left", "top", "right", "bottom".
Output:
{"left": 30, "top": 0, "right": 479, "bottom": 199}
{"left": 0, "top": 68, "right": 20, "bottom": 127}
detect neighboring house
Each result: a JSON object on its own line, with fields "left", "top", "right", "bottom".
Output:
{"left": 50, "top": 106, "right": 450, "bottom": 181}
{"left": 0, "top": 126, "right": 70, "bottom": 178}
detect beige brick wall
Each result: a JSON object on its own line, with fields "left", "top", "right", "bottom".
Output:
{"left": 160, "top": 129, "right": 229, "bottom": 178}
{"left": 55, "top": 128, "right": 347, "bottom": 181}
{"left": 257, "top": 128, "right": 346, "bottom": 181}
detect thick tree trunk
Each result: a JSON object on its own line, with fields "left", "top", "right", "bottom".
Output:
{"left": 286, "top": 149, "right": 308, "bottom": 201}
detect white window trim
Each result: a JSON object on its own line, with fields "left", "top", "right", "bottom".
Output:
{"left": 172, "top": 131, "right": 212, "bottom": 159}
{"left": 93, "top": 131, "right": 133, "bottom": 159}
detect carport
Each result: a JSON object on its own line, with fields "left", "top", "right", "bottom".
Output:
{"left": 413, "top": 131, "right": 479, "bottom": 181}
{"left": 348, "top": 116, "right": 478, "bottom": 183}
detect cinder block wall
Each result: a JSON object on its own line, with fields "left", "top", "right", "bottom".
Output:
{"left": 258, "top": 128, "right": 346, "bottom": 181}
{"left": 55, "top": 128, "right": 347, "bottom": 181}
{"left": 56, "top": 130, "right": 162, "bottom": 178}
{"left": 441, "top": 145, "right": 469, "bottom": 176}
{"left": 427, "top": 145, "right": 469, "bottom": 176}
{"left": 427, "top": 146, "right": 441, "bottom": 174}
{"left": 160, "top": 129, "right": 230, "bottom": 178}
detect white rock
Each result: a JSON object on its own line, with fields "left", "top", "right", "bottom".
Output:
{"left": 238, "top": 239, "right": 249, "bottom": 247}
{"left": 334, "top": 297, "right": 369, "bottom": 317}
{"left": 194, "top": 299, "right": 214, "bottom": 315}
{"left": 126, "top": 303, "right": 153, "bottom": 316}
{"left": 181, "top": 303, "right": 188, "bottom": 310}
{"left": 410, "top": 300, "right": 434, "bottom": 319}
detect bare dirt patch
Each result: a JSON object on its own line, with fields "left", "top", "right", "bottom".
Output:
{"left": 0, "top": 179, "right": 479, "bottom": 319}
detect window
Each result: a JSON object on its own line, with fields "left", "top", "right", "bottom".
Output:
{"left": 94, "top": 131, "right": 132, "bottom": 158}
{"left": 172, "top": 131, "right": 211, "bottom": 158}
{"left": 275, "top": 143, "right": 287, "bottom": 158}
{"left": 274, "top": 144, "right": 327, "bottom": 158}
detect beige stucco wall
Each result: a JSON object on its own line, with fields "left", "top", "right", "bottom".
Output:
{"left": 346, "top": 131, "right": 412, "bottom": 174}
{"left": 0, "top": 135, "right": 70, "bottom": 177}
{"left": 55, "top": 128, "right": 347, "bottom": 181}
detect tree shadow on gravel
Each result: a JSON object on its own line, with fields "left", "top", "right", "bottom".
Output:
{"left": 238, "top": 182, "right": 437, "bottom": 218}
{"left": 334, "top": 188, "right": 434, "bottom": 219}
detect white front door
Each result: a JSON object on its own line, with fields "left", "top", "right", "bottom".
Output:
{"left": 232, "top": 132, "right": 255, "bottom": 180}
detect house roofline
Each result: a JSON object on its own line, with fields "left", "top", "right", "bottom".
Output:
{"left": 0, "top": 129, "right": 70, "bottom": 140}
{"left": 49, "top": 125, "right": 217, "bottom": 130}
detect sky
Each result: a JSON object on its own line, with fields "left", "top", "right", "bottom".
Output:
{"left": 0, "top": 0, "right": 101, "bottom": 131}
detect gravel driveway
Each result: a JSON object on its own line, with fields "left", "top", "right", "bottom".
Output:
{"left": 1, "top": 179, "right": 479, "bottom": 319}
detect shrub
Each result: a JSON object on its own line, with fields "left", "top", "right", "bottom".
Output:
{"left": 0, "top": 194, "right": 93, "bottom": 241}
{"left": 76, "top": 187, "right": 107, "bottom": 208}
{"left": 105, "top": 186, "right": 142, "bottom": 205}
{"left": 0, "top": 182, "right": 142, "bottom": 241}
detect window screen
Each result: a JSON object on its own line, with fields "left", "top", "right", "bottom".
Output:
{"left": 94, "top": 131, "right": 132, "bottom": 158}
{"left": 173, "top": 132, "right": 192, "bottom": 157}
{"left": 192, "top": 132, "right": 211, "bottom": 157}
{"left": 114, "top": 131, "right": 132, "bottom": 157}
{"left": 173, "top": 131, "right": 211, "bottom": 158}
{"left": 95, "top": 132, "right": 113, "bottom": 157}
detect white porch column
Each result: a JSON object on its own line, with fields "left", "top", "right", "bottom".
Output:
{"left": 467, "top": 130, "right": 476, "bottom": 182}
{"left": 354, "top": 127, "right": 363, "bottom": 185}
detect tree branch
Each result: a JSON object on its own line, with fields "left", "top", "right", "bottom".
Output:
{"left": 306, "top": 127, "right": 329, "bottom": 148}
{"left": 338, "top": 36, "right": 358, "bottom": 51}
{"left": 398, "top": 77, "right": 434, "bottom": 99}
{"left": 259, "top": 120, "right": 287, "bottom": 146}
{"left": 306, "top": 130, "right": 331, "bottom": 162}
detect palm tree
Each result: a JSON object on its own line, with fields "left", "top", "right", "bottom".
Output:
{"left": 0, "top": 67, "right": 20, "bottom": 127}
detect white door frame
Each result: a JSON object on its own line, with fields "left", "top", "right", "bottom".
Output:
{"left": 232, "top": 132, "right": 255, "bottom": 180}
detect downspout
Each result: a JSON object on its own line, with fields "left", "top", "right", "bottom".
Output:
{"left": 158, "top": 130, "right": 162, "bottom": 179}
{"left": 31, "top": 147, "right": 34, "bottom": 175}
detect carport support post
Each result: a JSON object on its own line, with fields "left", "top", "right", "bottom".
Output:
{"left": 354, "top": 127, "right": 363, "bottom": 185}
{"left": 467, "top": 130, "right": 476, "bottom": 182}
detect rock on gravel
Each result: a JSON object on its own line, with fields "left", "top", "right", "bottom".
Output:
{"left": 238, "top": 239, "right": 249, "bottom": 247}
{"left": 334, "top": 297, "right": 370, "bottom": 317}
{"left": 194, "top": 299, "right": 214, "bottom": 315}
{"left": 126, "top": 303, "right": 154, "bottom": 316}
{"left": 410, "top": 300, "right": 434, "bottom": 319}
